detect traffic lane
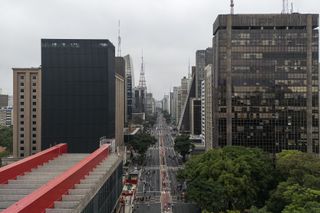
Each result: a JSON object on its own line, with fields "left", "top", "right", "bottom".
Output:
{"left": 133, "top": 203, "right": 161, "bottom": 213}
{"left": 172, "top": 203, "right": 201, "bottom": 213}
{"left": 145, "top": 169, "right": 160, "bottom": 192}
{"left": 168, "top": 170, "right": 180, "bottom": 195}
{"left": 145, "top": 148, "right": 160, "bottom": 167}
{"left": 165, "top": 148, "right": 180, "bottom": 167}
{"left": 137, "top": 171, "right": 160, "bottom": 203}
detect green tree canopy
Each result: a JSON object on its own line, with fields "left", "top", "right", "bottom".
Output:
{"left": 177, "top": 146, "right": 275, "bottom": 212}
{"left": 127, "top": 133, "right": 156, "bottom": 157}
{"left": 0, "top": 126, "right": 12, "bottom": 153}
{"left": 265, "top": 150, "right": 320, "bottom": 213}
{"left": 174, "top": 134, "right": 194, "bottom": 161}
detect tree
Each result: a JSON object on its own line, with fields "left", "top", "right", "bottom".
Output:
{"left": 177, "top": 146, "right": 275, "bottom": 212}
{"left": 267, "top": 182, "right": 320, "bottom": 213}
{"left": 174, "top": 134, "right": 194, "bottom": 161}
{"left": 0, "top": 126, "right": 12, "bottom": 153}
{"left": 265, "top": 150, "right": 320, "bottom": 213}
{"left": 144, "top": 114, "right": 157, "bottom": 129}
{"left": 276, "top": 150, "right": 320, "bottom": 188}
{"left": 162, "top": 110, "right": 171, "bottom": 124}
{"left": 127, "top": 133, "right": 156, "bottom": 164}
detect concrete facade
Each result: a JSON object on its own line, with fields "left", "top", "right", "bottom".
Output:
{"left": 204, "top": 65, "right": 213, "bottom": 150}
{"left": 115, "top": 57, "right": 125, "bottom": 150}
{"left": 12, "top": 67, "right": 41, "bottom": 158}
{"left": 0, "top": 94, "right": 8, "bottom": 108}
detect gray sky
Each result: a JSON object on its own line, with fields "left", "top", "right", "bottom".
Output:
{"left": 0, "top": 0, "right": 319, "bottom": 99}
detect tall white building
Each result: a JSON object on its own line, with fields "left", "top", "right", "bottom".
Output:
{"left": 201, "top": 80, "right": 206, "bottom": 144}
{"left": 123, "top": 55, "right": 135, "bottom": 122}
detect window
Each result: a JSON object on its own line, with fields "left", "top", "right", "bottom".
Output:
{"left": 32, "top": 95, "right": 36, "bottom": 99}
{"left": 32, "top": 108, "right": 36, "bottom": 112}
{"left": 33, "top": 89, "right": 36, "bottom": 93}
{"left": 20, "top": 102, "right": 24, "bottom": 105}
{"left": 32, "top": 140, "right": 36, "bottom": 144}
{"left": 20, "top": 114, "right": 24, "bottom": 118}
{"left": 32, "top": 102, "right": 36, "bottom": 106}
{"left": 20, "top": 82, "right": 24, "bottom": 86}
{"left": 20, "top": 95, "right": 24, "bottom": 99}
{"left": 32, "top": 121, "right": 36, "bottom": 125}
{"left": 20, "top": 127, "right": 24, "bottom": 131}
{"left": 32, "top": 134, "right": 36, "bottom": 137}
{"left": 32, "top": 127, "right": 36, "bottom": 131}
{"left": 20, "top": 121, "right": 24, "bottom": 125}
{"left": 21, "top": 108, "right": 24, "bottom": 112}
{"left": 20, "top": 134, "right": 24, "bottom": 137}
{"left": 32, "top": 82, "right": 36, "bottom": 86}
{"left": 32, "top": 114, "right": 36, "bottom": 118}
{"left": 20, "top": 140, "right": 24, "bottom": 144}
{"left": 32, "top": 76, "right": 37, "bottom": 80}
{"left": 32, "top": 146, "right": 36, "bottom": 151}
{"left": 20, "top": 153, "right": 24, "bottom": 157}
{"left": 20, "top": 76, "right": 24, "bottom": 80}
{"left": 20, "top": 89, "right": 24, "bottom": 93}
{"left": 20, "top": 147, "right": 24, "bottom": 151}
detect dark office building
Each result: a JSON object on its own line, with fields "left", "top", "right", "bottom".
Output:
{"left": 212, "top": 14, "right": 319, "bottom": 153}
{"left": 41, "top": 39, "right": 115, "bottom": 153}
{"left": 133, "top": 88, "right": 146, "bottom": 113}
{"left": 190, "top": 98, "right": 202, "bottom": 135}
{"left": 0, "top": 94, "right": 8, "bottom": 108}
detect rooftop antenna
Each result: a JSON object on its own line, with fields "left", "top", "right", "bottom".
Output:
{"left": 138, "top": 50, "right": 147, "bottom": 88}
{"left": 117, "top": 20, "right": 121, "bottom": 57}
{"left": 282, "top": 0, "right": 290, "bottom": 14}
{"left": 188, "top": 58, "right": 191, "bottom": 78}
{"left": 290, "top": 1, "right": 294, "bottom": 13}
{"left": 230, "top": 0, "right": 234, "bottom": 14}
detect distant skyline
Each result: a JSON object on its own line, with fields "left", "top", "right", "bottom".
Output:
{"left": 0, "top": 0, "right": 319, "bottom": 99}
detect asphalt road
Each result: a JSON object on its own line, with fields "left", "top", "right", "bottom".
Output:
{"left": 133, "top": 114, "right": 200, "bottom": 213}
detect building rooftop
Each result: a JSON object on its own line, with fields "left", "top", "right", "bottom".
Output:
{"left": 0, "top": 143, "right": 121, "bottom": 213}
{"left": 213, "top": 13, "right": 319, "bottom": 35}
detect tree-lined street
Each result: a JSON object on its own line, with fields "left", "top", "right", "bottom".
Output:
{"left": 133, "top": 114, "right": 200, "bottom": 213}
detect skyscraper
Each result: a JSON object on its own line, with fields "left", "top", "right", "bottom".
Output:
{"left": 41, "top": 39, "right": 115, "bottom": 153}
{"left": 12, "top": 67, "right": 41, "bottom": 157}
{"left": 212, "top": 14, "right": 319, "bottom": 153}
{"left": 123, "top": 54, "right": 134, "bottom": 122}
{"left": 115, "top": 57, "right": 125, "bottom": 149}
{"left": 204, "top": 65, "right": 213, "bottom": 150}
{"left": 0, "top": 94, "right": 8, "bottom": 108}
{"left": 195, "top": 48, "right": 212, "bottom": 98}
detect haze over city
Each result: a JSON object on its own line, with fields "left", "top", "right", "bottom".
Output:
{"left": 1, "top": 0, "right": 320, "bottom": 213}
{"left": 0, "top": 0, "right": 319, "bottom": 99}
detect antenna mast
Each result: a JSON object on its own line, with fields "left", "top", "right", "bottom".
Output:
{"left": 230, "top": 0, "right": 234, "bottom": 14}
{"left": 138, "top": 50, "right": 147, "bottom": 88}
{"left": 282, "top": 0, "right": 290, "bottom": 14}
{"left": 117, "top": 20, "right": 121, "bottom": 57}
{"left": 188, "top": 58, "right": 191, "bottom": 78}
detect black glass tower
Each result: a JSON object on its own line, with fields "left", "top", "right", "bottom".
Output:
{"left": 41, "top": 39, "right": 115, "bottom": 153}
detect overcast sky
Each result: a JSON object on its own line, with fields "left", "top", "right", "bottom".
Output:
{"left": 0, "top": 0, "right": 319, "bottom": 99}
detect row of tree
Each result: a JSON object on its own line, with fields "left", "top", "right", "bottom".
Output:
{"left": 177, "top": 146, "right": 320, "bottom": 213}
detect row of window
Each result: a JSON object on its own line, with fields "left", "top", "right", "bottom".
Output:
{"left": 20, "top": 75, "right": 37, "bottom": 80}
